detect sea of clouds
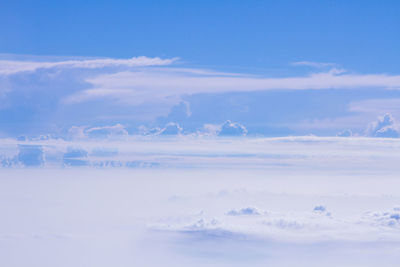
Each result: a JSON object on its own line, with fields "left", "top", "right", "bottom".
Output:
{"left": 1, "top": 137, "right": 400, "bottom": 266}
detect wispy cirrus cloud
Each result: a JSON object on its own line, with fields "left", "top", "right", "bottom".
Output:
{"left": 0, "top": 56, "right": 178, "bottom": 75}
{"left": 3, "top": 54, "right": 400, "bottom": 137}
{"left": 291, "top": 61, "right": 339, "bottom": 68}
{"left": 349, "top": 98, "right": 400, "bottom": 115}
{"left": 63, "top": 68, "right": 400, "bottom": 106}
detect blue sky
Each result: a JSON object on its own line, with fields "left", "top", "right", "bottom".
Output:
{"left": 1, "top": 0, "right": 400, "bottom": 137}
{"left": 2, "top": 0, "right": 399, "bottom": 73}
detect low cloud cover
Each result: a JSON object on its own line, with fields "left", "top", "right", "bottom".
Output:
{"left": 2, "top": 2, "right": 400, "bottom": 267}
{"left": 2, "top": 136, "right": 400, "bottom": 170}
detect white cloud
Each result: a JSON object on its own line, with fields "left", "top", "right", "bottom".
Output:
{"left": 85, "top": 124, "right": 129, "bottom": 139}
{"left": 138, "top": 122, "right": 183, "bottom": 136}
{"left": 0, "top": 56, "right": 177, "bottom": 75}
{"left": 2, "top": 135, "right": 400, "bottom": 170}
{"left": 68, "top": 126, "right": 87, "bottom": 140}
{"left": 198, "top": 120, "right": 248, "bottom": 136}
{"left": 362, "top": 207, "right": 400, "bottom": 228}
{"left": 4, "top": 55, "right": 400, "bottom": 132}
{"left": 291, "top": 61, "right": 338, "bottom": 68}
{"left": 63, "top": 68, "right": 400, "bottom": 106}
{"left": 292, "top": 98, "right": 400, "bottom": 135}
{"left": 157, "top": 122, "right": 183, "bottom": 136}
{"left": 153, "top": 206, "right": 400, "bottom": 243}
{"left": 218, "top": 120, "right": 248, "bottom": 136}
{"left": 67, "top": 124, "right": 129, "bottom": 140}
{"left": 365, "top": 113, "right": 400, "bottom": 138}
{"left": 137, "top": 125, "right": 162, "bottom": 136}
{"left": 201, "top": 124, "right": 221, "bottom": 136}
{"left": 349, "top": 98, "right": 400, "bottom": 117}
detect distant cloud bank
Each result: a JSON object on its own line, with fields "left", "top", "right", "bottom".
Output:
{"left": 2, "top": 54, "right": 400, "bottom": 138}
{"left": 2, "top": 135, "right": 400, "bottom": 169}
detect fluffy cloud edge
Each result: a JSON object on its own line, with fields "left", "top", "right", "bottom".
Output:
{"left": 150, "top": 206, "right": 400, "bottom": 243}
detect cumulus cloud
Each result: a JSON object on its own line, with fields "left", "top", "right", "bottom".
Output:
{"left": 198, "top": 120, "right": 248, "bottom": 136}
{"left": 139, "top": 122, "right": 183, "bottom": 136}
{"left": 218, "top": 120, "right": 248, "bottom": 136}
{"left": 4, "top": 54, "right": 400, "bottom": 138}
{"left": 85, "top": 124, "right": 128, "bottom": 139}
{"left": 66, "top": 124, "right": 129, "bottom": 140}
{"left": 200, "top": 124, "right": 221, "bottom": 136}
{"left": 68, "top": 126, "right": 87, "bottom": 140}
{"left": 0, "top": 56, "right": 178, "bottom": 75}
{"left": 137, "top": 125, "right": 162, "bottom": 136}
{"left": 365, "top": 113, "right": 400, "bottom": 138}
{"left": 362, "top": 207, "right": 400, "bottom": 228}
{"left": 186, "top": 218, "right": 220, "bottom": 231}
{"left": 158, "top": 122, "right": 183, "bottom": 136}
{"left": 153, "top": 205, "right": 400, "bottom": 244}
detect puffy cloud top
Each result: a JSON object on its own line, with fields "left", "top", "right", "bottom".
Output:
{"left": 86, "top": 124, "right": 128, "bottom": 139}
{"left": 158, "top": 122, "right": 183, "bottom": 135}
{"left": 67, "top": 124, "right": 129, "bottom": 140}
{"left": 218, "top": 120, "right": 248, "bottom": 136}
{"left": 366, "top": 113, "right": 400, "bottom": 138}
{"left": 139, "top": 122, "right": 183, "bottom": 136}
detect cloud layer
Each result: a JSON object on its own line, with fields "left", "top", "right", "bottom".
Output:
{"left": 2, "top": 135, "right": 400, "bottom": 170}
{"left": 64, "top": 68, "right": 400, "bottom": 106}
{"left": 2, "top": 55, "right": 400, "bottom": 137}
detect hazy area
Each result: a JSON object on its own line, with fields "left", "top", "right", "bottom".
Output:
{"left": 1, "top": 137, "right": 400, "bottom": 266}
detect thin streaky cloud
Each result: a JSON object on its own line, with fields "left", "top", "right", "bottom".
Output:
{"left": 349, "top": 98, "right": 400, "bottom": 114}
{"left": 0, "top": 56, "right": 178, "bottom": 75}
{"left": 63, "top": 68, "right": 400, "bottom": 105}
{"left": 291, "top": 61, "right": 338, "bottom": 68}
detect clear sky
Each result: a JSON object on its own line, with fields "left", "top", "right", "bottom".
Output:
{"left": 1, "top": 0, "right": 400, "bottom": 137}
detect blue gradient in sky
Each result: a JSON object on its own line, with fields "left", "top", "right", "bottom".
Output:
{"left": 1, "top": 1, "right": 400, "bottom": 137}
{"left": 1, "top": 0, "right": 399, "bottom": 74}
